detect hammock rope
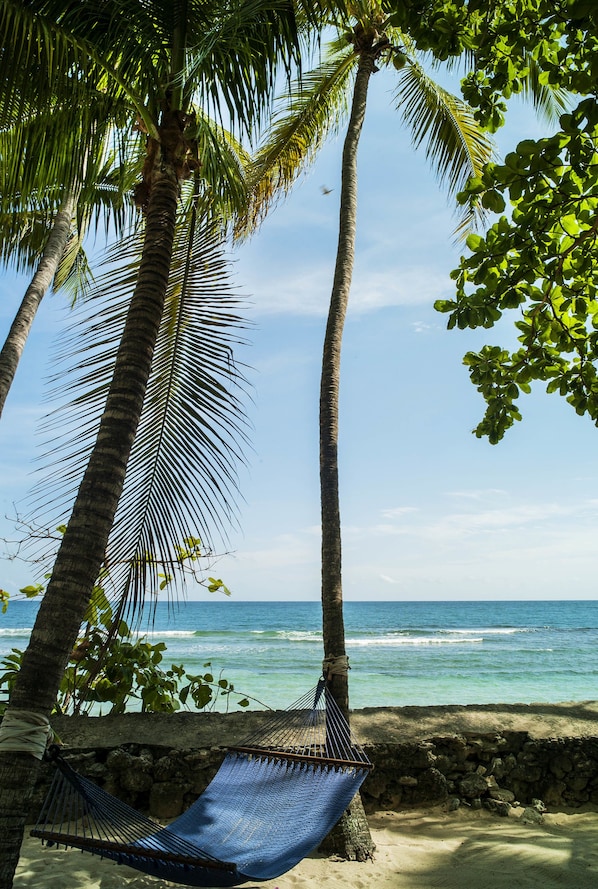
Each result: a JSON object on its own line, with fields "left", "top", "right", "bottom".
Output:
{"left": 0, "top": 709, "right": 54, "bottom": 758}
{"left": 31, "top": 679, "right": 371, "bottom": 887}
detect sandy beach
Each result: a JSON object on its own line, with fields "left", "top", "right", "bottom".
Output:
{"left": 13, "top": 701, "right": 598, "bottom": 888}
{"left": 15, "top": 804, "right": 598, "bottom": 889}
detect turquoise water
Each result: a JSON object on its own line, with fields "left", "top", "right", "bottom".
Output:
{"left": 2, "top": 599, "right": 598, "bottom": 710}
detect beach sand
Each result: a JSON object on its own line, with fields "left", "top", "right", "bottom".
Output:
{"left": 14, "top": 805, "right": 598, "bottom": 889}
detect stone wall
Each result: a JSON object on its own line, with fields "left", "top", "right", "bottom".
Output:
{"left": 29, "top": 730, "right": 598, "bottom": 823}
{"left": 360, "top": 733, "right": 598, "bottom": 814}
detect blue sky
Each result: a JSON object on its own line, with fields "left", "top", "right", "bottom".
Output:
{"left": 2, "top": 67, "right": 598, "bottom": 602}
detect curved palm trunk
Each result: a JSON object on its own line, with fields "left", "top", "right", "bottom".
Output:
{"left": 320, "top": 50, "right": 375, "bottom": 719}
{"left": 319, "top": 49, "right": 377, "bottom": 861}
{"left": 0, "top": 133, "right": 180, "bottom": 889}
{"left": 0, "top": 188, "right": 78, "bottom": 419}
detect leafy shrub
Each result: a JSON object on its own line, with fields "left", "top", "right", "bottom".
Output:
{"left": 0, "top": 583, "right": 251, "bottom": 716}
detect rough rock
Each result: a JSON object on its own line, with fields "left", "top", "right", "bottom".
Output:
{"left": 520, "top": 806, "right": 544, "bottom": 824}
{"left": 459, "top": 772, "right": 489, "bottom": 799}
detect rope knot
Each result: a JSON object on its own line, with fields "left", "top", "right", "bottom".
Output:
{"left": 322, "top": 655, "right": 350, "bottom": 680}
{"left": 0, "top": 709, "right": 54, "bottom": 760}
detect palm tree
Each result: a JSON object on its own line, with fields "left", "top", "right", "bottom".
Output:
{"left": 239, "top": 1, "right": 562, "bottom": 857}
{"left": 0, "top": 2, "right": 328, "bottom": 885}
{"left": 245, "top": 0, "right": 568, "bottom": 722}
{"left": 0, "top": 11, "right": 136, "bottom": 416}
{"left": 242, "top": 2, "right": 568, "bottom": 857}
{"left": 246, "top": 1, "right": 496, "bottom": 718}
{"left": 0, "top": 13, "right": 261, "bottom": 424}
{"left": 0, "top": 105, "right": 141, "bottom": 419}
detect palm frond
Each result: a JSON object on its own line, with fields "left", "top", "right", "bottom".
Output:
{"left": 28, "top": 211, "right": 251, "bottom": 616}
{"left": 0, "top": 113, "right": 142, "bottom": 292}
{"left": 0, "top": 92, "right": 138, "bottom": 216}
{"left": 78, "top": 127, "right": 145, "bottom": 233}
{"left": 236, "top": 48, "right": 356, "bottom": 237}
{"left": 50, "top": 0, "right": 166, "bottom": 133}
{"left": 0, "top": 0, "right": 92, "bottom": 127}
{"left": 0, "top": 208, "right": 52, "bottom": 273}
{"left": 185, "top": 0, "right": 307, "bottom": 133}
{"left": 189, "top": 112, "right": 252, "bottom": 227}
{"left": 393, "top": 55, "right": 495, "bottom": 233}
{"left": 51, "top": 231, "right": 91, "bottom": 303}
{"left": 519, "top": 54, "right": 571, "bottom": 123}
{"left": 294, "top": 0, "right": 350, "bottom": 27}
{"left": 0, "top": 104, "right": 88, "bottom": 216}
{"left": 1, "top": 0, "right": 165, "bottom": 138}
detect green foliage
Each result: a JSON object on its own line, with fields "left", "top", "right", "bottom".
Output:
{"left": 0, "top": 629, "right": 249, "bottom": 716}
{"left": 19, "top": 583, "right": 45, "bottom": 599}
{"left": 0, "top": 582, "right": 46, "bottom": 614}
{"left": 384, "top": 1, "right": 574, "bottom": 130}
{"left": 436, "top": 107, "right": 598, "bottom": 439}
{"left": 0, "top": 553, "right": 248, "bottom": 715}
{"left": 207, "top": 577, "right": 231, "bottom": 595}
{"left": 387, "top": 0, "right": 472, "bottom": 62}
{"left": 428, "top": 2, "right": 598, "bottom": 441}
{"left": 0, "top": 587, "right": 251, "bottom": 715}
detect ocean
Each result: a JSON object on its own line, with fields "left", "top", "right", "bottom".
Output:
{"left": 2, "top": 599, "right": 598, "bottom": 712}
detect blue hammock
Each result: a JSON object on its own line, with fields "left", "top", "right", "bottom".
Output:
{"left": 32, "top": 681, "right": 371, "bottom": 886}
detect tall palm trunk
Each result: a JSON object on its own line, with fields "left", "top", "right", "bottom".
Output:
{"left": 319, "top": 47, "right": 378, "bottom": 862}
{"left": 0, "top": 187, "right": 78, "bottom": 418}
{"left": 320, "top": 49, "right": 375, "bottom": 720}
{"left": 0, "top": 128, "right": 180, "bottom": 889}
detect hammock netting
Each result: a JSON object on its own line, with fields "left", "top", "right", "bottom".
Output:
{"left": 31, "top": 680, "right": 371, "bottom": 886}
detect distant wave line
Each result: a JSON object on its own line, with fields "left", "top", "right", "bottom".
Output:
{"left": 347, "top": 636, "right": 484, "bottom": 647}
{"left": 139, "top": 630, "right": 488, "bottom": 646}
{"left": 140, "top": 630, "right": 197, "bottom": 638}
{"left": 251, "top": 630, "right": 322, "bottom": 642}
{"left": 439, "top": 627, "right": 525, "bottom": 636}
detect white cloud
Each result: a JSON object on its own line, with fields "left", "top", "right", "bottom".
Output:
{"left": 446, "top": 500, "right": 598, "bottom": 534}
{"left": 173, "top": 491, "right": 598, "bottom": 601}
{"left": 434, "top": 503, "right": 570, "bottom": 535}
{"left": 379, "top": 574, "right": 401, "bottom": 585}
{"left": 340, "top": 499, "right": 598, "bottom": 601}
{"left": 348, "top": 267, "right": 451, "bottom": 314}
{"left": 245, "top": 265, "right": 329, "bottom": 316}
{"left": 411, "top": 321, "right": 439, "bottom": 334}
{"left": 380, "top": 506, "right": 419, "bottom": 519}
{"left": 445, "top": 488, "right": 508, "bottom": 501}
{"left": 233, "top": 532, "right": 318, "bottom": 568}
{"left": 343, "top": 498, "right": 598, "bottom": 551}
{"left": 370, "top": 523, "right": 412, "bottom": 536}
{"left": 241, "top": 263, "right": 454, "bottom": 318}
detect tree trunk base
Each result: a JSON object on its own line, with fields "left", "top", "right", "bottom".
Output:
{"left": 0, "top": 751, "right": 40, "bottom": 889}
{"left": 318, "top": 792, "right": 375, "bottom": 861}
